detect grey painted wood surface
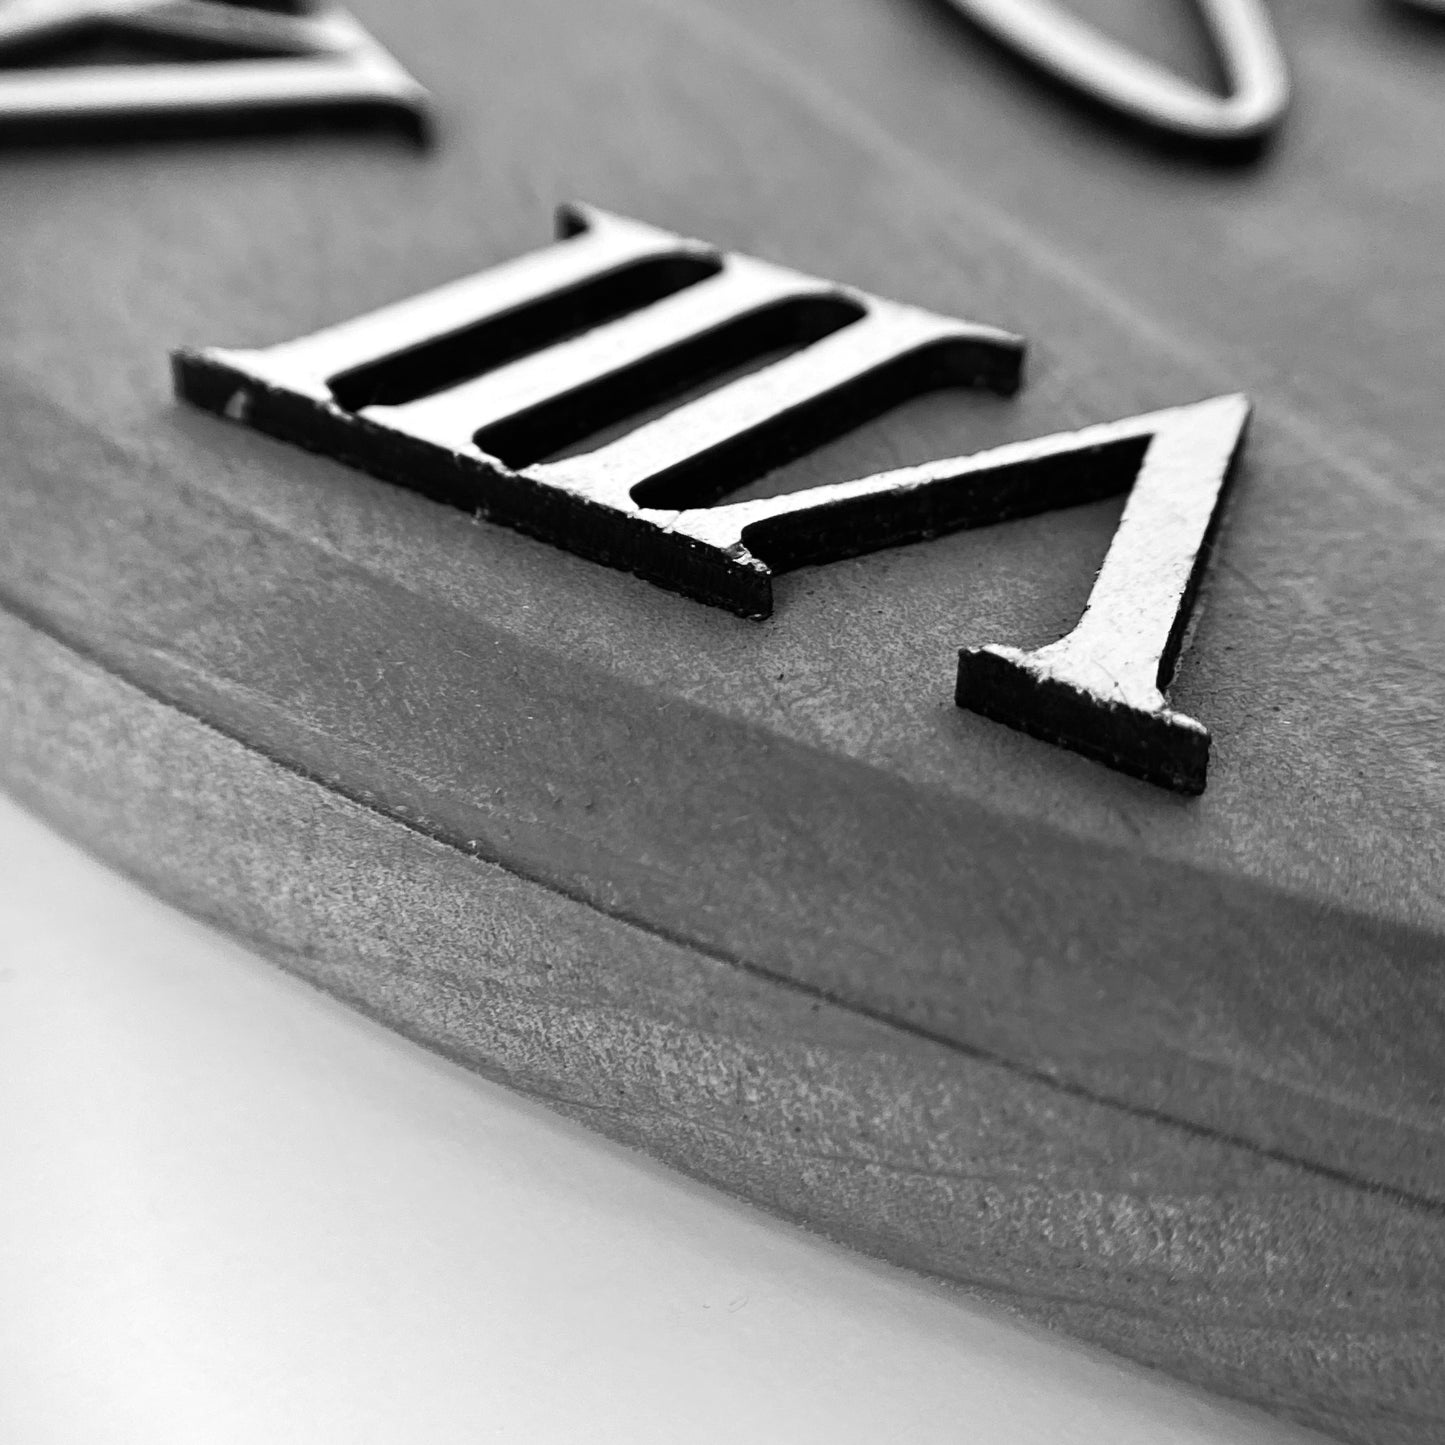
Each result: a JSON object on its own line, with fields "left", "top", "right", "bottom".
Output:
{"left": 0, "top": 1, "right": 1441, "bottom": 1440}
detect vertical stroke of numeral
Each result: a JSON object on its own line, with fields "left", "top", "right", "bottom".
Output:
{"left": 0, "top": 1, "right": 428, "bottom": 140}
{"left": 943, "top": 0, "right": 1289, "bottom": 148}
{"left": 174, "top": 205, "right": 1249, "bottom": 792}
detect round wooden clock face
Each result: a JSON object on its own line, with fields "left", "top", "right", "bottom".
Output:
{"left": 0, "top": 5, "right": 1441, "bottom": 1442}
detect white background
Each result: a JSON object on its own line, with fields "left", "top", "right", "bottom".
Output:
{"left": 0, "top": 793, "right": 1326, "bottom": 1445}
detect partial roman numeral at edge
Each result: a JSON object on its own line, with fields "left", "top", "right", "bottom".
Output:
{"left": 0, "top": 0, "right": 428, "bottom": 141}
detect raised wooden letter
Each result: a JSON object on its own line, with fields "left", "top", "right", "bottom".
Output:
{"left": 0, "top": 0, "right": 428, "bottom": 141}
{"left": 175, "top": 206, "right": 1248, "bottom": 791}
{"left": 951, "top": 395, "right": 1250, "bottom": 793}
{"left": 665, "top": 392, "right": 1248, "bottom": 791}
{"left": 940, "top": 0, "right": 1289, "bottom": 149}
{"left": 173, "top": 203, "right": 1026, "bottom": 615}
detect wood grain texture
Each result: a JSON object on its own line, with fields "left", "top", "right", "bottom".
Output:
{"left": 0, "top": 1, "right": 1441, "bottom": 1440}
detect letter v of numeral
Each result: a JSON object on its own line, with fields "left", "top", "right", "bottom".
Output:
{"left": 174, "top": 205, "right": 1248, "bottom": 793}
{"left": 669, "top": 392, "right": 1248, "bottom": 794}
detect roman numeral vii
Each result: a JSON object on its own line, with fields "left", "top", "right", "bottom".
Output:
{"left": 174, "top": 205, "right": 1248, "bottom": 792}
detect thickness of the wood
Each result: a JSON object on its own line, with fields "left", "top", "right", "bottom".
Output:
{"left": 1, "top": 608, "right": 1441, "bottom": 1445}
{"left": 2, "top": 365, "right": 1439, "bottom": 1204}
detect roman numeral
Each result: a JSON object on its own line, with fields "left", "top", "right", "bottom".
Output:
{"left": 174, "top": 202, "right": 1026, "bottom": 613}
{"left": 0, "top": 0, "right": 427, "bottom": 140}
{"left": 939, "top": 0, "right": 1289, "bottom": 149}
{"left": 944, "top": 394, "right": 1249, "bottom": 793}
{"left": 657, "top": 390, "right": 1247, "bottom": 793}
{"left": 174, "top": 205, "right": 1248, "bottom": 792}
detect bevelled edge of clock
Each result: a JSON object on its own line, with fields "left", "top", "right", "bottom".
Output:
{"left": 1, "top": 604, "right": 1440, "bottom": 1445}
{"left": 1, "top": 377, "right": 1439, "bottom": 1210}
